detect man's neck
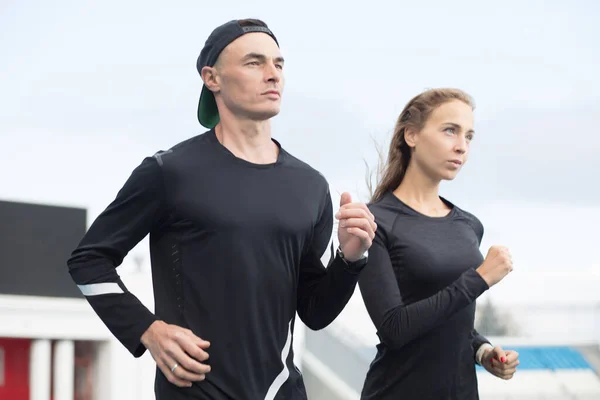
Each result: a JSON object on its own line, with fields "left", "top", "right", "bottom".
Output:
{"left": 214, "top": 117, "right": 279, "bottom": 165}
{"left": 392, "top": 163, "right": 449, "bottom": 216}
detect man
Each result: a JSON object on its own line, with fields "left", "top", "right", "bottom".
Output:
{"left": 67, "top": 18, "right": 376, "bottom": 400}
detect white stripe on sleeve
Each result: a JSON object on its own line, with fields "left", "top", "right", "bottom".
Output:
{"left": 77, "top": 283, "right": 124, "bottom": 296}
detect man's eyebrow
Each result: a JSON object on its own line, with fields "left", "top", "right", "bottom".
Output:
{"left": 242, "top": 53, "right": 285, "bottom": 63}
{"left": 242, "top": 52, "right": 265, "bottom": 61}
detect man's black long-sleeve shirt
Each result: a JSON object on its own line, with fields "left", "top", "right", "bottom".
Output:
{"left": 67, "top": 130, "right": 362, "bottom": 400}
{"left": 358, "top": 192, "right": 490, "bottom": 400}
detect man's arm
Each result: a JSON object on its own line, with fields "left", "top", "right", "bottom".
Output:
{"left": 296, "top": 190, "right": 370, "bottom": 330}
{"left": 67, "top": 156, "right": 165, "bottom": 357}
{"left": 69, "top": 155, "right": 211, "bottom": 387}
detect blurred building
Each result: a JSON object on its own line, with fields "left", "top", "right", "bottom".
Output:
{"left": 0, "top": 199, "right": 156, "bottom": 400}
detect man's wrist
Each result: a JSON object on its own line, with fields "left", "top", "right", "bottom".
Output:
{"left": 141, "top": 320, "right": 162, "bottom": 347}
{"left": 336, "top": 245, "right": 368, "bottom": 270}
{"left": 476, "top": 342, "right": 494, "bottom": 365}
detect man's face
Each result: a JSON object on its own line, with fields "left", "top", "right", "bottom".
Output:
{"left": 208, "top": 33, "right": 284, "bottom": 123}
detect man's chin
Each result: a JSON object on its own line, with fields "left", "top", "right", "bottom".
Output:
{"left": 253, "top": 108, "right": 281, "bottom": 122}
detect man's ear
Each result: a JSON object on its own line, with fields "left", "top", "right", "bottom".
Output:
{"left": 201, "top": 66, "right": 219, "bottom": 93}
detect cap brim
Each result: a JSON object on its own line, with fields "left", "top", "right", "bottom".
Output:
{"left": 198, "top": 85, "right": 219, "bottom": 129}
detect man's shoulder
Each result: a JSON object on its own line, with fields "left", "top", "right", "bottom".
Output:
{"left": 281, "top": 150, "right": 328, "bottom": 186}
{"left": 151, "top": 131, "right": 213, "bottom": 167}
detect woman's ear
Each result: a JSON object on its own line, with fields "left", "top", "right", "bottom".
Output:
{"left": 404, "top": 127, "right": 418, "bottom": 148}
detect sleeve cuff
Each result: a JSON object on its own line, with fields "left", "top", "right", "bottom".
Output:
{"left": 475, "top": 342, "right": 494, "bottom": 365}
{"left": 461, "top": 268, "right": 490, "bottom": 299}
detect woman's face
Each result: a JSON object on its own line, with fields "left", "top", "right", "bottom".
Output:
{"left": 406, "top": 100, "right": 475, "bottom": 181}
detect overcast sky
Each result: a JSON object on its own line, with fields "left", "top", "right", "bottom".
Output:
{"left": 2, "top": 0, "right": 599, "bottom": 311}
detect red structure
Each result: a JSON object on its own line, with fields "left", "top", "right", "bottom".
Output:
{"left": 0, "top": 338, "right": 31, "bottom": 400}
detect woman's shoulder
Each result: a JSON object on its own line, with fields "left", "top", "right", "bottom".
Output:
{"left": 369, "top": 191, "right": 405, "bottom": 215}
{"left": 367, "top": 192, "right": 413, "bottom": 236}
{"left": 449, "top": 201, "right": 485, "bottom": 242}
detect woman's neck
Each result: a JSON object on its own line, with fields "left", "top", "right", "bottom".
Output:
{"left": 392, "top": 162, "right": 450, "bottom": 217}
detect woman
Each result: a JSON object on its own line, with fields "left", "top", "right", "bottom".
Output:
{"left": 358, "top": 88, "right": 519, "bottom": 399}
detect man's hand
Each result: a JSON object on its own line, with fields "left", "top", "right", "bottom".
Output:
{"left": 141, "top": 320, "right": 211, "bottom": 387}
{"left": 481, "top": 346, "right": 519, "bottom": 380}
{"left": 335, "top": 192, "right": 377, "bottom": 262}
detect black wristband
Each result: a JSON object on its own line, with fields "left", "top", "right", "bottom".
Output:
{"left": 336, "top": 246, "right": 368, "bottom": 272}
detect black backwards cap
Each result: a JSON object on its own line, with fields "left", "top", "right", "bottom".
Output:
{"left": 196, "top": 19, "right": 279, "bottom": 128}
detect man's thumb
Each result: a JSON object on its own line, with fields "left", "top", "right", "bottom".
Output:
{"left": 340, "top": 192, "right": 352, "bottom": 206}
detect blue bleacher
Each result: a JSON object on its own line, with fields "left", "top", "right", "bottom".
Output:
{"left": 358, "top": 345, "right": 594, "bottom": 371}
{"left": 475, "top": 346, "right": 594, "bottom": 371}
